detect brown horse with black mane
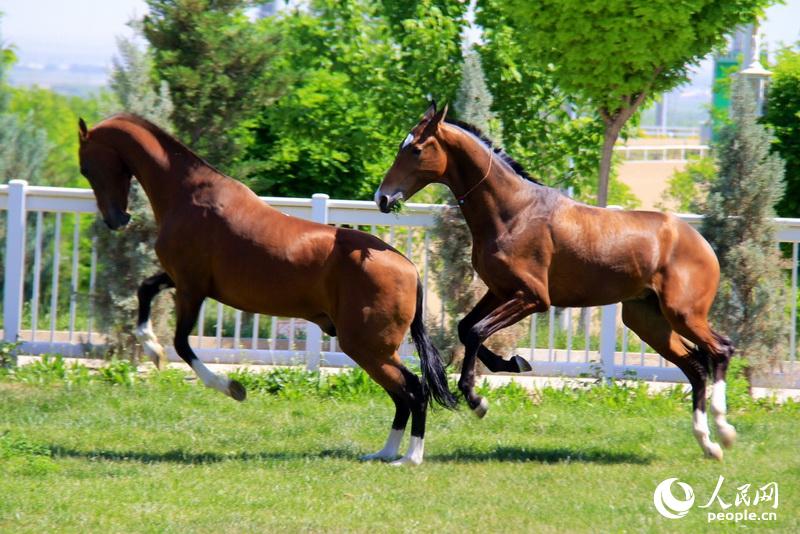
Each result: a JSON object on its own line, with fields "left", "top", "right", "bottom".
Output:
{"left": 376, "top": 103, "right": 737, "bottom": 460}
{"left": 77, "top": 113, "right": 456, "bottom": 466}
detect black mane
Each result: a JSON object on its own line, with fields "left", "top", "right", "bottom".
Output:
{"left": 445, "top": 119, "right": 542, "bottom": 185}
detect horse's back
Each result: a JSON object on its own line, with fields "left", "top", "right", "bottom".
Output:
{"left": 547, "top": 203, "right": 715, "bottom": 305}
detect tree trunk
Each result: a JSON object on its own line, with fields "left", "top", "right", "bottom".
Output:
{"left": 597, "top": 120, "right": 624, "bottom": 207}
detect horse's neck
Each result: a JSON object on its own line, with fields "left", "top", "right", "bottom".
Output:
{"left": 113, "top": 125, "right": 198, "bottom": 222}
{"left": 446, "top": 143, "right": 530, "bottom": 243}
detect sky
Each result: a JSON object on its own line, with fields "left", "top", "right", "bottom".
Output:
{"left": 0, "top": 0, "right": 148, "bottom": 66}
{"left": 0, "top": 0, "right": 798, "bottom": 97}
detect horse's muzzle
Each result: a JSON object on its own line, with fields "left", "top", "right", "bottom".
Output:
{"left": 104, "top": 211, "right": 131, "bottom": 230}
{"left": 377, "top": 191, "right": 404, "bottom": 213}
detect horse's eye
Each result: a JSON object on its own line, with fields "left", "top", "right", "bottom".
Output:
{"left": 411, "top": 146, "right": 422, "bottom": 156}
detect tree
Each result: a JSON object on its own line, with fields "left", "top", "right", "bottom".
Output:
{"left": 658, "top": 156, "right": 717, "bottom": 212}
{"left": 496, "top": 0, "right": 776, "bottom": 206}
{"left": 476, "top": 1, "right": 607, "bottom": 203}
{"left": 454, "top": 47, "right": 501, "bottom": 140}
{"left": 8, "top": 86, "right": 107, "bottom": 187}
{"left": 93, "top": 33, "right": 176, "bottom": 363}
{"left": 142, "top": 0, "right": 281, "bottom": 169}
{"left": 702, "top": 77, "right": 786, "bottom": 388}
{"left": 764, "top": 45, "right": 800, "bottom": 217}
{"left": 242, "top": 0, "right": 467, "bottom": 199}
{"left": 108, "top": 34, "right": 174, "bottom": 126}
{"left": 0, "top": 24, "right": 48, "bottom": 184}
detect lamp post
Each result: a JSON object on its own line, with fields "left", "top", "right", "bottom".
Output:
{"left": 739, "top": 20, "right": 771, "bottom": 116}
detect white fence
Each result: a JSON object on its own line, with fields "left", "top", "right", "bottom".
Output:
{"left": 2, "top": 181, "right": 798, "bottom": 386}
{"left": 638, "top": 125, "right": 702, "bottom": 138}
{"left": 614, "top": 144, "right": 710, "bottom": 163}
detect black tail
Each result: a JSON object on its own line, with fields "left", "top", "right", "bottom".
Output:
{"left": 410, "top": 279, "right": 458, "bottom": 409}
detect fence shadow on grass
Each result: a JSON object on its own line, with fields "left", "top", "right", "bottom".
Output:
{"left": 49, "top": 446, "right": 361, "bottom": 465}
{"left": 427, "top": 446, "right": 653, "bottom": 465}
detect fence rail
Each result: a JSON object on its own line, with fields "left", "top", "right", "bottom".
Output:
{"left": 2, "top": 181, "right": 798, "bottom": 386}
{"left": 614, "top": 144, "right": 710, "bottom": 163}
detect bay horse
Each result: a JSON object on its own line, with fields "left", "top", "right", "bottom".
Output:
{"left": 375, "top": 103, "right": 737, "bottom": 460}
{"left": 77, "top": 113, "right": 457, "bottom": 466}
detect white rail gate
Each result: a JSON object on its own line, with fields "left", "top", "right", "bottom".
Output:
{"left": 2, "top": 181, "right": 798, "bottom": 386}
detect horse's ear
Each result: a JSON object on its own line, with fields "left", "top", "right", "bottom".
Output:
{"left": 422, "top": 100, "right": 437, "bottom": 121}
{"left": 420, "top": 102, "right": 448, "bottom": 141}
{"left": 78, "top": 118, "right": 89, "bottom": 143}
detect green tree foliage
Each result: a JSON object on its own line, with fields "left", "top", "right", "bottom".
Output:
{"left": 495, "top": 0, "right": 776, "bottom": 206}
{"left": 702, "top": 77, "right": 786, "bottom": 385}
{"left": 658, "top": 156, "right": 717, "bottom": 212}
{"left": 454, "top": 48, "right": 500, "bottom": 140}
{"left": 764, "top": 46, "right": 800, "bottom": 217}
{"left": 242, "top": 0, "right": 467, "bottom": 199}
{"left": 108, "top": 34, "right": 174, "bottom": 126}
{"left": 8, "top": 87, "right": 106, "bottom": 187}
{"left": 142, "top": 0, "right": 281, "bottom": 169}
{"left": 0, "top": 26, "right": 48, "bottom": 184}
{"left": 476, "top": 1, "right": 605, "bottom": 201}
{"left": 93, "top": 33, "right": 177, "bottom": 361}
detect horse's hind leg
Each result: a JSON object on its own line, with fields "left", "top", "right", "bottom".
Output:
{"left": 709, "top": 332, "right": 736, "bottom": 447}
{"left": 173, "top": 290, "right": 246, "bottom": 401}
{"left": 657, "top": 288, "right": 737, "bottom": 448}
{"left": 362, "top": 392, "right": 409, "bottom": 462}
{"left": 356, "top": 357, "right": 427, "bottom": 466}
{"left": 134, "top": 272, "right": 174, "bottom": 368}
{"left": 621, "top": 297, "right": 724, "bottom": 460}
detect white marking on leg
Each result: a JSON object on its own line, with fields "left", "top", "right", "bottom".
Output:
{"left": 390, "top": 435, "right": 424, "bottom": 467}
{"left": 472, "top": 397, "right": 489, "bottom": 418}
{"left": 693, "top": 409, "right": 722, "bottom": 460}
{"left": 362, "top": 428, "right": 404, "bottom": 461}
{"left": 711, "top": 380, "right": 737, "bottom": 448}
{"left": 190, "top": 359, "right": 230, "bottom": 395}
{"left": 135, "top": 320, "right": 166, "bottom": 366}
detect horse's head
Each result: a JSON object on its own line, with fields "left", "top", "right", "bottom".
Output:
{"left": 375, "top": 102, "right": 449, "bottom": 213}
{"left": 78, "top": 118, "right": 133, "bottom": 230}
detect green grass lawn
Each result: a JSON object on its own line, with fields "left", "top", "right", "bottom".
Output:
{"left": 0, "top": 369, "right": 797, "bottom": 533}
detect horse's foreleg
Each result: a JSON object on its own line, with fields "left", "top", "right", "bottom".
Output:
{"left": 134, "top": 272, "right": 174, "bottom": 369}
{"left": 460, "top": 295, "right": 542, "bottom": 418}
{"left": 173, "top": 290, "right": 246, "bottom": 401}
{"left": 458, "top": 292, "right": 532, "bottom": 374}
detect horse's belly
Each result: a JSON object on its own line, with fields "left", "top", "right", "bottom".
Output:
{"left": 547, "top": 254, "right": 655, "bottom": 307}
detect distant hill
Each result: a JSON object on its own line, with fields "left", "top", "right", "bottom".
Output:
{"left": 9, "top": 62, "right": 108, "bottom": 97}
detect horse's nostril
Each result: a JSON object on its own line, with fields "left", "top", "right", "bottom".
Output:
{"left": 379, "top": 195, "right": 390, "bottom": 212}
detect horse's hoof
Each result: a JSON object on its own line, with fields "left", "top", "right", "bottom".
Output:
{"left": 143, "top": 340, "right": 167, "bottom": 369}
{"left": 228, "top": 379, "right": 247, "bottom": 402}
{"left": 511, "top": 355, "right": 532, "bottom": 373}
{"left": 705, "top": 443, "right": 723, "bottom": 461}
{"left": 718, "top": 424, "right": 737, "bottom": 449}
{"left": 472, "top": 397, "right": 489, "bottom": 419}
{"left": 389, "top": 457, "right": 422, "bottom": 467}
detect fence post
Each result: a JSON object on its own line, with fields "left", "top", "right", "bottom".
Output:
{"left": 599, "top": 303, "right": 617, "bottom": 383}
{"left": 305, "top": 194, "right": 329, "bottom": 370}
{"left": 3, "top": 180, "right": 28, "bottom": 343}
